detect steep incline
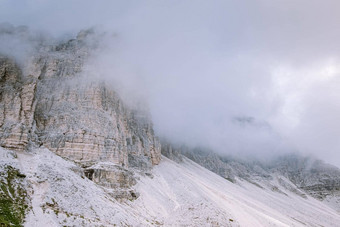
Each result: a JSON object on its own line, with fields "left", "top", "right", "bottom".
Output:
{"left": 0, "top": 28, "right": 162, "bottom": 205}
{"left": 0, "top": 27, "right": 163, "bottom": 226}
{"left": 134, "top": 156, "right": 340, "bottom": 226}
{"left": 2, "top": 146, "right": 339, "bottom": 226}
{"left": 0, "top": 28, "right": 161, "bottom": 168}
{"left": 1, "top": 26, "right": 340, "bottom": 226}
{"left": 162, "top": 143, "right": 340, "bottom": 213}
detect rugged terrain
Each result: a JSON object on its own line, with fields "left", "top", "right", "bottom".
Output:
{"left": 162, "top": 143, "right": 340, "bottom": 213}
{"left": 0, "top": 26, "right": 340, "bottom": 226}
{"left": 1, "top": 147, "right": 340, "bottom": 226}
{"left": 0, "top": 26, "right": 161, "bottom": 201}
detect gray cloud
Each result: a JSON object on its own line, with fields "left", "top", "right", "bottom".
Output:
{"left": 1, "top": 0, "right": 340, "bottom": 166}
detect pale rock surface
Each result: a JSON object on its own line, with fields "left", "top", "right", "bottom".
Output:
{"left": 0, "top": 28, "right": 161, "bottom": 203}
{"left": 0, "top": 27, "right": 161, "bottom": 169}
{"left": 0, "top": 57, "right": 37, "bottom": 151}
{"left": 1, "top": 26, "right": 340, "bottom": 226}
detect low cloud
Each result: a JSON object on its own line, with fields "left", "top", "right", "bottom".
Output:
{"left": 1, "top": 0, "right": 340, "bottom": 166}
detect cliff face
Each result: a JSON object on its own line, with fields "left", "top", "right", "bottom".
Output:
{"left": 0, "top": 57, "right": 37, "bottom": 151}
{"left": 0, "top": 29, "right": 161, "bottom": 202}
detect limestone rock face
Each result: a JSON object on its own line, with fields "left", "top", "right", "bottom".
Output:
{"left": 30, "top": 35, "right": 161, "bottom": 166}
{"left": 33, "top": 76, "right": 161, "bottom": 166}
{"left": 0, "top": 57, "right": 38, "bottom": 151}
{"left": 85, "top": 163, "right": 137, "bottom": 189}
{"left": 84, "top": 163, "right": 140, "bottom": 201}
{"left": 0, "top": 29, "right": 161, "bottom": 199}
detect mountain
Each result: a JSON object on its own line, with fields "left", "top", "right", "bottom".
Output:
{"left": 0, "top": 27, "right": 340, "bottom": 226}
{"left": 162, "top": 142, "right": 340, "bottom": 213}
{"left": 1, "top": 146, "right": 340, "bottom": 226}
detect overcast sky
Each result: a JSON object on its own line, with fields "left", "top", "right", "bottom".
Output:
{"left": 1, "top": 0, "right": 340, "bottom": 166}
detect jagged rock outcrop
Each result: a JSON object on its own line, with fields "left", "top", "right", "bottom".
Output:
{"left": 84, "top": 163, "right": 140, "bottom": 201}
{"left": 0, "top": 27, "right": 161, "bottom": 203}
{"left": 272, "top": 155, "right": 340, "bottom": 200}
{"left": 0, "top": 28, "right": 161, "bottom": 167}
{"left": 160, "top": 140, "right": 183, "bottom": 163}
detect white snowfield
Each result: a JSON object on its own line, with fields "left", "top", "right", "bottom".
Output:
{"left": 1, "top": 147, "right": 339, "bottom": 226}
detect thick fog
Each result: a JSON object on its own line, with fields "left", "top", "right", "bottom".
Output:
{"left": 1, "top": 0, "right": 340, "bottom": 166}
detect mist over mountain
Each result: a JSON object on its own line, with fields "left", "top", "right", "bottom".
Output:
{"left": 1, "top": 2, "right": 340, "bottom": 225}
{"left": 1, "top": 1, "right": 340, "bottom": 167}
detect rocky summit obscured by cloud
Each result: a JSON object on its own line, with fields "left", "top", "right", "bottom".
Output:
{"left": 1, "top": 0, "right": 340, "bottom": 166}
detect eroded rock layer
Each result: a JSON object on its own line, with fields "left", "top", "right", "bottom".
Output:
{"left": 0, "top": 58, "right": 37, "bottom": 151}
{"left": 0, "top": 29, "right": 161, "bottom": 175}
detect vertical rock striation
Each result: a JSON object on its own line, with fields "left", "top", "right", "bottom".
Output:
{"left": 0, "top": 57, "right": 38, "bottom": 151}
{"left": 0, "top": 28, "right": 161, "bottom": 199}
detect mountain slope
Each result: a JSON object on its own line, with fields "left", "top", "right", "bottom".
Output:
{"left": 0, "top": 26, "right": 161, "bottom": 213}
{"left": 2, "top": 146, "right": 339, "bottom": 226}
{"left": 134, "top": 156, "right": 340, "bottom": 227}
{"left": 1, "top": 26, "right": 340, "bottom": 227}
{"left": 162, "top": 144, "right": 340, "bottom": 213}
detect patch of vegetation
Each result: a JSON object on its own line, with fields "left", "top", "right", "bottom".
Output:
{"left": 0, "top": 165, "right": 29, "bottom": 227}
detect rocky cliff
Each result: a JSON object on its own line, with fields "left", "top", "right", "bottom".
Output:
{"left": 1, "top": 26, "right": 340, "bottom": 227}
{"left": 0, "top": 27, "right": 161, "bottom": 205}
